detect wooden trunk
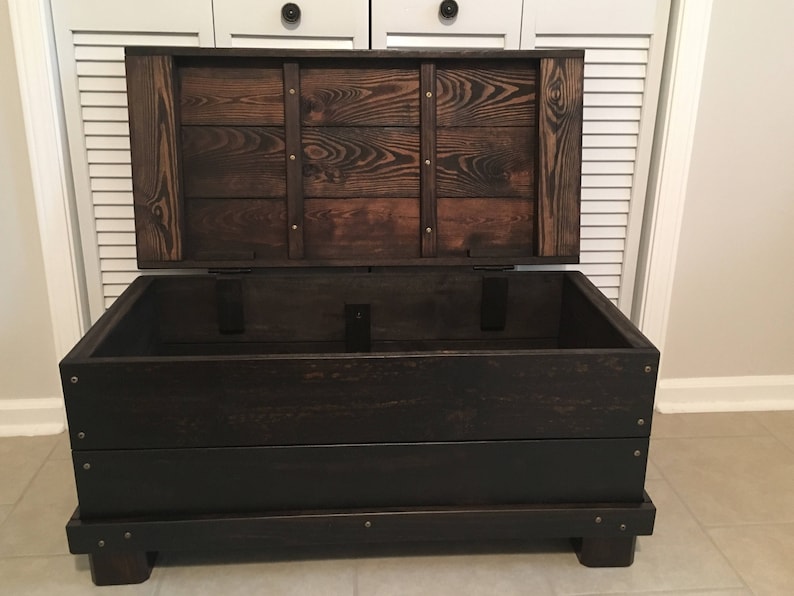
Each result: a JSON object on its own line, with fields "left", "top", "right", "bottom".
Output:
{"left": 61, "top": 49, "right": 658, "bottom": 586}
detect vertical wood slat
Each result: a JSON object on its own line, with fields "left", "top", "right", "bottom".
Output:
{"left": 537, "top": 57, "right": 584, "bottom": 258}
{"left": 126, "top": 55, "right": 183, "bottom": 262}
{"left": 420, "top": 62, "right": 437, "bottom": 257}
{"left": 284, "top": 62, "right": 304, "bottom": 259}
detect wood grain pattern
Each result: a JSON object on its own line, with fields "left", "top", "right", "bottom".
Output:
{"left": 179, "top": 66, "right": 284, "bottom": 125}
{"left": 283, "top": 62, "right": 304, "bottom": 259}
{"left": 301, "top": 66, "right": 419, "bottom": 126}
{"left": 437, "top": 64, "right": 537, "bottom": 127}
{"left": 302, "top": 128, "right": 420, "bottom": 197}
{"left": 437, "top": 198, "right": 533, "bottom": 257}
{"left": 186, "top": 198, "right": 287, "bottom": 260}
{"left": 126, "top": 55, "right": 182, "bottom": 262}
{"left": 537, "top": 57, "right": 583, "bottom": 257}
{"left": 303, "top": 198, "right": 419, "bottom": 259}
{"left": 437, "top": 128, "right": 535, "bottom": 197}
{"left": 181, "top": 126, "right": 285, "bottom": 198}
{"left": 420, "top": 62, "right": 437, "bottom": 257}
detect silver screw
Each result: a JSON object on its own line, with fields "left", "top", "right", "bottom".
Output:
{"left": 425, "top": 91, "right": 432, "bottom": 98}
{"left": 425, "top": 227, "right": 432, "bottom": 234}
{"left": 289, "top": 154, "right": 296, "bottom": 161}
{"left": 70, "top": 376, "right": 78, "bottom": 384}
{"left": 289, "top": 88, "right": 296, "bottom": 95}
{"left": 77, "top": 432, "right": 85, "bottom": 440}
{"left": 124, "top": 532, "right": 132, "bottom": 540}
{"left": 644, "top": 365, "right": 652, "bottom": 373}
{"left": 83, "top": 463, "right": 91, "bottom": 470}
{"left": 291, "top": 224, "right": 298, "bottom": 230}
{"left": 619, "top": 524, "right": 627, "bottom": 531}
{"left": 364, "top": 521, "right": 372, "bottom": 528}
{"left": 637, "top": 418, "right": 645, "bottom": 426}
{"left": 425, "top": 159, "right": 431, "bottom": 165}
{"left": 98, "top": 540, "right": 105, "bottom": 547}
{"left": 595, "top": 516, "right": 602, "bottom": 524}
{"left": 634, "top": 450, "right": 642, "bottom": 457}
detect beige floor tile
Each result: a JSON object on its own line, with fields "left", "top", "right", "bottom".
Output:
{"left": 356, "top": 552, "right": 556, "bottom": 596}
{"left": 48, "top": 431, "right": 73, "bottom": 461}
{"left": 0, "top": 555, "right": 157, "bottom": 595}
{"left": 652, "top": 436, "right": 794, "bottom": 526}
{"left": 651, "top": 412, "right": 768, "bottom": 439}
{"left": 0, "top": 504, "right": 11, "bottom": 526}
{"left": 645, "top": 459, "right": 662, "bottom": 480}
{"left": 753, "top": 410, "right": 794, "bottom": 452}
{"left": 0, "top": 459, "right": 77, "bottom": 556}
{"left": 0, "top": 434, "right": 59, "bottom": 504}
{"left": 540, "top": 479, "right": 743, "bottom": 595}
{"left": 708, "top": 523, "right": 794, "bottom": 596}
{"left": 156, "top": 552, "right": 355, "bottom": 596}
{"left": 577, "top": 590, "right": 752, "bottom": 596}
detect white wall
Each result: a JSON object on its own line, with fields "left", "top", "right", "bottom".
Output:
{"left": 658, "top": 0, "right": 794, "bottom": 407}
{"left": 0, "top": 0, "right": 62, "bottom": 403}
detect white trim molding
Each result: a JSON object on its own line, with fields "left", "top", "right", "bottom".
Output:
{"left": 633, "top": 0, "right": 712, "bottom": 354}
{"left": 7, "top": 0, "right": 88, "bottom": 359}
{"left": 656, "top": 376, "right": 794, "bottom": 413}
{"left": 0, "top": 398, "right": 66, "bottom": 437}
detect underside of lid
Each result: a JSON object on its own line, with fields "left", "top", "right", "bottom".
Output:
{"left": 125, "top": 48, "right": 584, "bottom": 269}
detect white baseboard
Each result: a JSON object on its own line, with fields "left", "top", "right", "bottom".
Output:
{"left": 0, "top": 397, "right": 66, "bottom": 437}
{"left": 656, "top": 375, "right": 794, "bottom": 413}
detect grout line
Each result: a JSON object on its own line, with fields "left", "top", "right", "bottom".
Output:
{"left": 751, "top": 411, "right": 794, "bottom": 456}
{"left": 0, "top": 438, "right": 58, "bottom": 524}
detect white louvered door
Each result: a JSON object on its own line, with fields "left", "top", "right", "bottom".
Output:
{"left": 51, "top": 0, "right": 215, "bottom": 321}
{"left": 523, "top": 0, "right": 670, "bottom": 313}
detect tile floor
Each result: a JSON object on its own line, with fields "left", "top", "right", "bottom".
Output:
{"left": 1, "top": 411, "right": 793, "bottom": 595}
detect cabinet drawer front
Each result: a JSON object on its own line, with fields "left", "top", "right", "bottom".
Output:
{"left": 371, "top": 0, "right": 523, "bottom": 49}
{"left": 214, "top": 0, "right": 369, "bottom": 49}
{"left": 73, "top": 439, "right": 649, "bottom": 517}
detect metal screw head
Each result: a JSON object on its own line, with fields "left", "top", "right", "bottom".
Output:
{"left": 70, "top": 376, "right": 78, "bottom": 384}
{"left": 425, "top": 227, "right": 432, "bottom": 234}
{"left": 289, "top": 154, "right": 296, "bottom": 161}
{"left": 364, "top": 521, "right": 372, "bottom": 528}
{"left": 637, "top": 418, "right": 645, "bottom": 426}
{"left": 425, "top": 91, "right": 432, "bottom": 98}
{"left": 82, "top": 463, "right": 91, "bottom": 470}
{"left": 124, "top": 532, "right": 132, "bottom": 540}
{"left": 425, "top": 159, "right": 431, "bottom": 165}
{"left": 97, "top": 540, "right": 105, "bottom": 547}
{"left": 619, "top": 524, "right": 627, "bottom": 531}
{"left": 291, "top": 224, "right": 298, "bottom": 230}
{"left": 595, "top": 516, "right": 602, "bottom": 524}
{"left": 77, "top": 432, "right": 85, "bottom": 440}
{"left": 634, "top": 450, "right": 642, "bottom": 457}
{"left": 289, "top": 88, "right": 296, "bottom": 95}
{"left": 644, "top": 365, "right": 652, "bottom": 373}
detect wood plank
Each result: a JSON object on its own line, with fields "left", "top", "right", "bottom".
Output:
{"left": 436, "top": 63, "right": 536, "bottom": 126}
{"left": 437, "top": 198, "right": 533, "bottom": 257}
{"left": 72, "top": 439, "right": 649, "bottom": 517}
{"left": 303, "top": 198, "right": 419, "bottom": 259}
{"left": 283, "top": 63, "right": 304, "bottom": 259}
{"left": 302, "top": 128, "right": 420, "bottom": 197}
{"left": 66, "top": 497, "right": 655, "bottom": 557}
{"left": 437, "top": 128, "right": 535, "bottom": 197}
{"left": 420, "top": 62, "right": 437, "bottom": 257}
{"left": 181, "top": 126, "right": 285, "bottom": 198}
{"left": 301, "top": 66, "right": 419, "bottom": 126}
{"left": 185, "top": 199, "right": 287, "bottom": 260}
{"left": 179, "top": 66, "right": 284, "bottom": 125}
{"left": 62, "top": 350, "right": 656, "bottom": 450}
{"left": 537, "top": 57, "right": 583, "bottom": 257}
{"left": 125, "top": 55, "right": 182, "bottom": 262}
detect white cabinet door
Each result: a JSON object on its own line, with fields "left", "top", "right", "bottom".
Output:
{"left": 371, "top": 0, "right": 523, "bottom": 49}
{"left": 51, "top": 0, "right": 215, "bottom": 320}
{"left": 522, "top": 0, "right": 669, "bottom": 313}
{"left": 214, "top": 0, "right": 369, "bottom": 49}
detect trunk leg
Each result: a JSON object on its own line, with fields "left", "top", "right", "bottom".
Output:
{"left": 88, "top": 551, "right": 157, "bottom": 585}
{"left": 572, "top": 536, "right": 636, "bottom": 567}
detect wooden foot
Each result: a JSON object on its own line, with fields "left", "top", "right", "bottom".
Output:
{"left": 89, "top": 551, "right": 157, "bottom": 585}
{"left": 572, "top": 536, "right": 636, "bottom": 567}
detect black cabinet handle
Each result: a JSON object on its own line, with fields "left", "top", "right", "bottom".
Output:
{"left": 439, "top": 0, "right": 459, "bottom": 19}
{"left": 281, "top": 3, "right": 301, "bottom": 23}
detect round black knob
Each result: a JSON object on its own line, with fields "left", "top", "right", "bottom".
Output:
{"left": 439, "top": 0, "right": 458, "bottom": 19}
{"left": 282, "top": 3, "right": 301, "bottom": 23}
